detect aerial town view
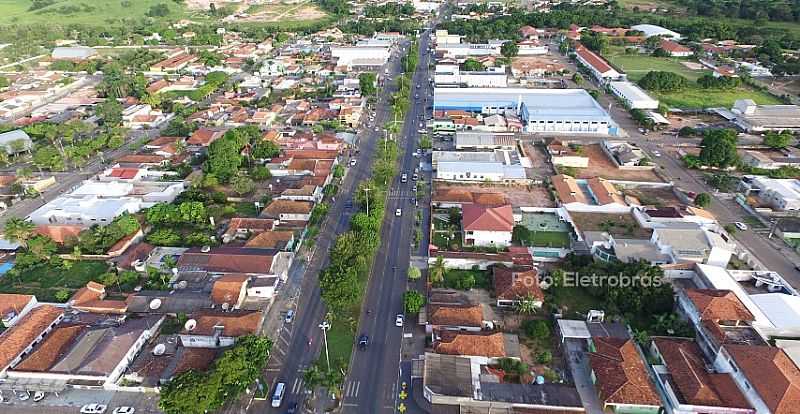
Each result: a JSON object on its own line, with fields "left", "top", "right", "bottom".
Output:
{"left": 0, "top": 0, "right": 799, "bottom": 413}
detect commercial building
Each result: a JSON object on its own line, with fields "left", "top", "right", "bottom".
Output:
{"left": 433, "top": 149, "right": 527, "bottom": 183}
{"left": 730, "top": 99, "right": 800, "bottom": 132}
{"left": 433, "top": 88, "right": 618, "bottom": 135}
{"left": 608, "top": 81, "right": 659, "bottom": 110}
{"left": 454, "top": 132, "right": 516, "bottom": 151}
{"left": 436, "top": 41, "right": 504, "bottom": 58}
{"left": 433, "top": 65, "right": 507, "bottom": 88}
{"left": 330, "top": 46, "right": 390, "bottom": 71}
{"left": 631, "top": 24, "right": 682, "bottom": 39}
{"left": 575, "top": 45, "right": 624, "bottom": 83}
{"left": 745, "top": 177, "right": 800, "bottom": 211}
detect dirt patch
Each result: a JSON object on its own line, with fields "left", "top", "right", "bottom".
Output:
{"left": 681, "top": 61, "right": 704, "bottom": 70}
{"left": 574, "top": 144, "right": 663, "bottom": 183}
{"left": 521, "top": 142, "right": 555, "bottom": 180}
{"left": 569, "top": 212, "right": 653, "bottom": 239}
{"left": 433, "top": 181, "right": 555, "bottom": 208}
{"left": 622, "top": 186, "right": 683, "bottom": 208}
{"left": 237, "top": 3, "right": 326, "bottom": 22}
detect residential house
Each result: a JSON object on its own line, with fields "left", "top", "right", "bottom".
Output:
{"left": 651, "top": 226, "right": 734, "bottom": 266}
{"left": 261, "top": 199, "right": 314, "bottom": 222}
{"left": 187, "top": 128, "right": 226, "bottom": 147}
{"left": 659, "top": 39, "right": 693, "bottom": 57}
{"left": 432, "top": 331, "right": 520, "bottom": 360}
{"left": 210, "top": 274, "right": 249, "bottom": 309}
{"left": 588, "top": 336, "right": 661, "bottom": 414}
{"left": 68, "top": 281, "right": 128, "bottom": 314}
{"left": 492, "top": 266, "right": 543, "bottom": 308}
{"left": 0, "top": 305, "right": 64, "bottom": 374}
{"left": 0, "top": 130, "right": 32, "bottom": 155}
{"left": 462, "top": 203, "right": 514, "bottom": 247}
{"left": 0, "top": 294, "right": 37, "bottom": 328}
{"left": 427, "top": 304, "right": 485, "bottom": 333}
{"left": 177, "top": 246, "right": 293, "bottom": 281}
{"left": 180, "top": 310, "right": 263, "bottom": 348}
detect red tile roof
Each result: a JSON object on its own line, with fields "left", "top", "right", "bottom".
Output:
{"left": 69, "top": 282, "right": 127, "bottom": 314}
{"left": 434, "top": 331, "right": 506, "bottom": 357}
{"left": 34, "top": 224, "right": 82, "bottom": 244}
{"left": 493, "top": 266, "right": 544, "bottom": 302}
{"left": 575, "top": 44, "right": 614, "bottom": 74}
{"left": 109, "top": 168, "right": 140, "bottom": 179}
{"left": 0, "top": 294, "right": 34, "bottom": 321}
{"left": 462, "top": 204, "right": 514, "bottom": 232}
{"left": 660, "top": 39, "right": 692, "bottom": 54}
{"left": 210, "top": 274, "right": 249, "bottom": 305}
{"left": 685, "top": 289, "right": 754, "bottom": 322}
{"left": 187, "top": 128, "right": 224, "bottom": 146}
{"left": 725, "top": 344, "right": 800, "bottom": 414}
{"left": 429, "top": 304, "right": 483, "bottom": 328}
{"left": 652, "top": 337, "right": 751, "bottom": 409}
{"left": 589, "top": 336, "right": 661, "bottom": 407}
{"left": 14, "top": 323, "right": 86, "bottom": 372}
{"left": 0, "top": 305, "right": 63, "bottom": 370}
{"left": 183, "top": 311, "right": 262, "bottom": 337}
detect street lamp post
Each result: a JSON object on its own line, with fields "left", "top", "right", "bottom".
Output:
{"left": 319, "top": 321, "right": 331, "bottom": 370}
{"left": 364, "top": 187, "right": 371, "bottom": 217}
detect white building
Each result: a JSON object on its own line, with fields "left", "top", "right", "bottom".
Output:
{"left": 730, "top": 99, "right": 800, "bottom": 132}
{"left": 516, "top": 39, "right": 548, "bottom": 55}
{"left": 631, "top": 24, "right": 682, "bottom": 39}
{"left": 608, "top": 81, "right": 659, "bottom": 110}
{"left": 462, "top": 204, "right": 514, "bottom": 247}
{"left": 433, "top": 65, "right": 507, "bottom": 88}
{"left": 433, "top": 149, "right": 527, "bottom": 183}
{"left": 575, "top": 45, "right": 624, "bottom": 83}
{"left": 434, "top": 30, "right": 462, "bottom": 45}
{"left": 433, "top": 88, "right": 618, "bottom": 135}
{"left": 330, "top": 46, "right": 390, "bottom": 71}
{"left": 651, "top": 225, "right": 734, "bottom": 266}
{"left": 747, "top": 177, "right": 800, "bottom": 210}
{"left": 437, "top": 41, "right": 504, "bottom": 58}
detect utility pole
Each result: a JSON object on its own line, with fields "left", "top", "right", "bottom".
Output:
{"left": 364, "top": 187, "right": 371, "bottom": 216}
{"left": 319, "top": 321, "right": 331, "bottom": 370}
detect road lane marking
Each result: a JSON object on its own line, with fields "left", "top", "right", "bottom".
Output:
{"left": 292, "top": 378, "right": 304, "bottom": 394}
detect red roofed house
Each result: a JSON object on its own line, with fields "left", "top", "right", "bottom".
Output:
{"left": 649, "top": 337, "right": 753, "bottom": 414}
{"left": 588, "top": 336, "right": 661, "bottom": 413}
{"left": 187, "top": 128, "right": 225, "bottom": 147}
{"left": 0, "top": 293, "right": 37, "bottom": 327}
{"left": 575, "top": 44, "right": 624, "bottom": 83}
{"left": 68, "top": 281, "right": 128, "bottom": 314}
{"left": 659, "top": 39, "right": 693, "bottom": 57}
{"left": 210, "top": 274, "right": 250, "bottom": 309}
{"left": 462, "top": 204, "right": 514, "bottom": 247}
{"left": 0, "top": 305, "right": 64, "bottom": 374}
{"left": 492, "top": 266, "right": 544, "bottom": 308}
{"left": 722, "top": 344, "right": 800, "bottom": 414}
{"left": 180, "top": 310, "right": 263, "bottom": 348}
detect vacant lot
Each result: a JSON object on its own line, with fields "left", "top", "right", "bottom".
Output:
{"left": 0, "top": 261, "right": 109, "bottom": 302}
{"left": 238, "top": 2, "right": 327, "bottom": 24}
{"left": 575, "top": 144, "right": 663, "bottom": 183}
{"left": 569, "top": 212, "right": 653, "bottom": 239}
{"left": 622, "top": 186, "right": 682, "bottom": 207}
{"left": 654, "top": 86, "right": 782, "bottom": 109}
{"left": 433, "top": 182, "right": 554, "bottom": 207}
{"left": 605, "top": 47, "right": 708, "bottom": 82}
{"left": 0, "top": 0, "right": 191, "bottom": 25}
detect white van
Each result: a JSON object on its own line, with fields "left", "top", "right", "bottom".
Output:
{"left": 272, "top": 382, "right": 286, "bottom": 407}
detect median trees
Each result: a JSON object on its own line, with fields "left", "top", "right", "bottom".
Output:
{"left": 404, "top": 290, "right": 426, "bottom": 313}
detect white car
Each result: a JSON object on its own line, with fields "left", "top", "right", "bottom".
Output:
{"left": 33, "top": 391, "right": 45, "bottom": 402}
{"left": 395, "top": 208, "right": 402, "bottom": 217}
{"left": 734, "top": 222, "right": 748, "bottom": 231}
{"left": 81, "top": 404, "right": 108, "bottom": 414}
{"left": 395, "top": 314, "right": 404, "bottom": 327}
{"left": 113, "top": 408, "right": 136, "bottom": 414}
{"left": 350, "top": 159, "right": 357, "bottom": 166}
{"left": 652, "top": 151, "right": 661, "bottom": 157}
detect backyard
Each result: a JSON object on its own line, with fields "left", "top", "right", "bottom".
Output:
{"left": 0, "top": 260, "right": 109, "bottom": 301}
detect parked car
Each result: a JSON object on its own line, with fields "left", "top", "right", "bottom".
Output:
{"left": 271, "top": 382, "right": 286, "bottom": 408}
{"left": 358, "top": 334, "right": 369, "bottom": 350}
{"left": 80, "top": 404, "right": 108, "bottom": 414}
{"left": 18, "top": 391, "right": 30, "bottom": 401}
{"left": 33, "top": 391, "right": 45, "bottom": 402}
{"left": 112, "top": 408, "right": 135, "bottom": 414}
{"left": 350, "top": 159, "right": 357, "bottom": 166}
{"left": 734, "top": 222, "right": 748, "bottom": 231}
{"left": 395, "top": 314, "right": 404, "bottom": 327}
{"left": 284, "top": 309, "right": 295, "bottom": 324}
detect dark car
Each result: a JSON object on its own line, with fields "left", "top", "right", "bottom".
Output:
{"left": 286, "top": 402, "right": 298, "bottom": 413}
{"left": 358, "top": 334, "right": 369, "bottom": 350}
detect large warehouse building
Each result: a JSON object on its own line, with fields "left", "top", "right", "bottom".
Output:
{"left": 433, "top": 88, "right": 619, "bottom": 135}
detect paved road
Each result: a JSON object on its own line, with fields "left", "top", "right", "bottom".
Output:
{"left": 343, "top": 24, "right": 436, "bottom": 414}
{"left": 253, "top": 38, "right": 411, "bottom": 414}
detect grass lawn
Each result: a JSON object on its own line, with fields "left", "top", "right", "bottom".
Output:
{"left": 0, "top": 0, "right": 190, "bottom": 26}
{"left": 0, "top": 261, "right": 109, "bottom": 301}
{"left": 653, "top": 86, "right": 782, "bottom": 109}
{"left": 548, "top": 286, "right": 604, "bottom": 318}
{"left": 432, "top": 231, "right": 462, "bottom": 250}
{"left": 443, "top": 269, "right": 491, "bottom": 290}
{"left": 604, "top": 47, "right": 708, "bottom": 82}
{"left": 520, "top": 231, "right": 571, "bottom": 248}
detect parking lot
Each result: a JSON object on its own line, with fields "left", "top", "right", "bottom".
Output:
{"left": 0, "top": 388, "right": 161, "bottom": 414}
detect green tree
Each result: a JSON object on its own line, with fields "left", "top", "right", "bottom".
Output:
{"left": 572, "top": 73, "right": 583, "bottom": 85}
{"left": 430, "top": 255, "right": 446, "bottom": 285}
{"left": 694, "top": 192, "right": 712, "bottom": 208}
{"left": 3, "top": 217, "right": 36, "bottom": 249}
{"left": 54, "top": 288, "right": 71, "bottom": 303}
{"left": 522, "top": 319, "right": 551, "bottom": 339}
{"left": 514, "top": 294, "right": 540, "bottom": 314}
{"left": 407, "top": 266, "right": 421, "bottom": 280}
{"left": 403, "top": 290, "right": 425, "bottom": 313}
{"left": 250, "top": 165, "right": 272, "bottom": 181}
{"left": 231, "top": 174, "right": 255, "bottom": 195}
{"left": 501, "top": 41, "right": 519, "bottom": 58}
{"left": 359, "top": 72, "right": 377, "bottom": 96}
{"left": 251, "top": 140, "right": 280, "bottom": 159}
{"left": 463, "top": 58, "right": 484, "bottom": 71}
{"left": 536, "top": 350, "right": 553, "bottom": 364}
{"left": 638, "top": 71, "right": 689, "bottom": 92}
{"left": 763, "top": 131, "right": 794, "bottom": 149}
{"left": 96, "top": 99, "right": 123, "bottom": 127}
{"left": 699, "top": 129, "right": 738, "bottom": 168}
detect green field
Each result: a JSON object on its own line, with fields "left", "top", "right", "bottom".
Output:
{"left": 0, "top": 261, "right": 109, "bottom": 302}
{"left": 654, "top": 86, "right": 782, "bottom": 109}
{"left": 0, "top": 0, "right": 190, "bottom": 25}
{"left": 605, "top": 47, "right": 708, "bottom": 82}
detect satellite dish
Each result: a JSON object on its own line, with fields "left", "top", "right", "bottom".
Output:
{"left": 177, "top": 280, "right": 188, "bottom": 289}
{"left": 221, "top": 302, "right": 230, "bottom": 311}
{"left": 149, "top": 298, "right": 162, "bottom": 310}
{"left": 184, "top": 319, "right": 197, "bottom": 331}
{"left": 153, "top": 343, "right": 166, "bottom": 356}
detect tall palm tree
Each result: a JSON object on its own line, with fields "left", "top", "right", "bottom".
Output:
{"left": 430, "top": 255, "right": 446, "bottom": 286}
{"left": 3, "top": 217, "right": 35, "bottom": 249}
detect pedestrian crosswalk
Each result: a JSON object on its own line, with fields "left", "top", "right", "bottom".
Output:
{"left": 388, "top": 188, "right": 413, "bottom": 199}
{"left": 344, "top": 380, "right": 361, "bottom": 399}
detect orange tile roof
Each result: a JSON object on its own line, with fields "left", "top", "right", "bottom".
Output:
{"left": 685, "top": 289, "right": 754, "bottom": 322}
{"left": 183, "top": 311, "right": 262, "bottom": 337}
{"left": 175, "top": 348, "right": 217, "bottom": 374}
{"left": 210, "top": 274, "right": 249, "bottom": 305}
{"left": 493, "top": 266, "right": 544, "bottom": 302}
{"left": 70, "top": 282, "right": 128, "bottom": 314}
{"left": 34, "top": 224, "right": 82, "bottom": 244}
{"left": 552, "top": 174, "right": 587, "bottom": 204}
{"left": 725, "top": 344, "right": 800, "bottom": 414}
{"left": 587, "top": 177, "right": 625, "bottom": 206}
{"left": 462, "top": 204, "right": 514, "bottom": 232}
{"left": 187, "top": 128, "right": 224, "bottom": 146}
{"left": 589, "top": 337, "right": 661, "bottom": 407}
{"left": 0, "top": 294, "right": 34, "bottom": 320}
{"left": 576, "top": 44, "right": 614, "bottom": 74}
{"left": 245, "top": 230, "right": 294, "bottom": 249}
{"left": 263, "top": 200, "right": 314, "bottom": 216}
{"left": 14, "top": 323, "right": 86, "bottom": 372}
{"left": 429, "top": 304, "right": 483, "bottom": 328}
{"left": 0, "top": 305, "right": 63, "bottom": 370}
{"left": 652, "top": 337, "right": 751, "bottom": 409}
{"left": 434, "top": 331, "right": 506, "bottom": 357}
